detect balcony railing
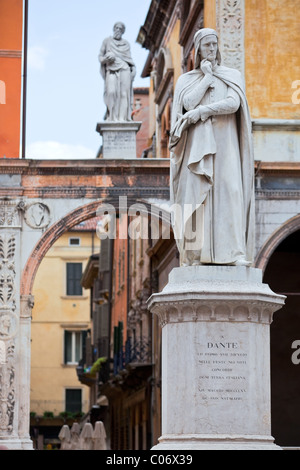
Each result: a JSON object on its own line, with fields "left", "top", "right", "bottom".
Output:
{"left": 113, "top": 337, "right": 151, "bottom": 375}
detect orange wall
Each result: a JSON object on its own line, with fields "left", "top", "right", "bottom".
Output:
{"left": 0, "top": 0, "right": 23, "bottom": 158}
{"left": 245, "top": 0, "right": 300, "bottom": 119}
{"left": 204, "top": 0, "right": 216, "bottom": 29}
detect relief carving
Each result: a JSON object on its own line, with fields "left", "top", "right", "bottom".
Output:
{"left": 0, "top": 232, "right": 17, "bottom": 435}
{"left": 24, "top": 202, "right": 51, "bottom": 229}
{"left": 0, "top": 200, "right": 20, "bottom": 228}
{"left": 0, "top": 342, "right": 15, "bottom": 434}
{"left": 0, "top": 341, "right": 5, "bottom": 364}
{"left": 153, "top": 300, "right": 276, "bottom": 327}
{"left": 216, "top": 0, "right": 245, "bottom": 74}
{"left": 0, "top": 235, "right": 16, "bottom": 315}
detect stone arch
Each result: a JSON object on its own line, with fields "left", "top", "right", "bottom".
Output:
{"left": 21, "top": 197, "right": 172, "bottom": 296}
{"left": 156, "top": 47, "right": 173, "bottom": 88}
{"left": 255, "top": 214, "right": 300, "bottom": 273}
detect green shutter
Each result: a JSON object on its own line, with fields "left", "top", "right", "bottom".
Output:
{"left": 64, "top": 331, "right": 72, "bottom": 364}
{"left": 66, "top": 263, "right": 83, "bottom": 295}
{"left": 99, "top": 238, "right": 111, "bottom": 272}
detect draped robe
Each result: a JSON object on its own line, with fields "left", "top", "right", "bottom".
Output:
{"left": 169, "top": 65, "right": 255, "bottom": 266}
{"left": 99, "top": 36, "right": 135, "bottom": 121}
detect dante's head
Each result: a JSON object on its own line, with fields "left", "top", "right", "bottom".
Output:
{"left": 194, "top": 28, "right": 221, "bottom": 68}
{"left": 113, "top": 22, "right": 125, "bottom": 40}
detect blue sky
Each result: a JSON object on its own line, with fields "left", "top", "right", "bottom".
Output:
{"left": 26, "top": 0, "right": 151, "bottom": 159}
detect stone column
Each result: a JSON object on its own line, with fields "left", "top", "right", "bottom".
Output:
{"left": 19, "top": 295, "right": 34, "bottom": 448}
{"left": 147, "top": 266, "right": 285, "bottom": 450}
{"left": 0, "top": 198, "right": 33, "bottom": 449}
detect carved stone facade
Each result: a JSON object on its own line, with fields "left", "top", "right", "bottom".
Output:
{"left": 0, "top": 159, "right": 170, "bottom": 449}
{"left": 0, "top": 198, "right": 47, "bottom": 449}
{"left": 0, "top": 199, "right": 22, "bottom": 447}
{"left": 216, "top": 0, "right": 245, "bottom": 74}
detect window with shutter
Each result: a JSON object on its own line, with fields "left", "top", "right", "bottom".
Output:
{"left": 99, "top": 303, "right": 109, "bottom": 337}
{"left": 66, "top": 262, "right": 83, "bottom": 296}
{"left": 99, "top": 238, "right": 112, "bottom": 272}
{"left": 94, "top": 304, "right": 110, "bottom": 344}
{"left": 64, "top": 330, "right": 83, "bottom": 364}
{"left": 65, "top": 389, "right": 82, "bottom": 414}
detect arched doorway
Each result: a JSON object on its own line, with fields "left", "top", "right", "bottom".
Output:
{"left": 22, "top": 197, "right": 172, "bottom": 449}
{"left": 0, "top": 157, "right": 170, "bottom": 449}
{"left": 263, "top": 229, "right": 300, "bottom": 448}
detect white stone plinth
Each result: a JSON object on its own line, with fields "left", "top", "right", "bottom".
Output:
{"left": 147, "top": 266, "right": 285, "bottom": 450}
{"left": 96, "top": 121, "right": 142, "bottom": 159}
{"left": 0, "top": 438, "right": 33, "bottom": 450}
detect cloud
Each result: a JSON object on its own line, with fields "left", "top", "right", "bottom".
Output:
{"left": 28, "top": 46, "right": 49, "bottom": 71}
{"left": 27, "top": 141, "right": 96, "bottom": 159}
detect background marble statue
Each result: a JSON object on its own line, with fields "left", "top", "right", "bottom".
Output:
{"left": 99, "top": 22, "right": 136, "bottom": 121}
{"left": 169, "top": 28, "right": 255, "bottom": 267}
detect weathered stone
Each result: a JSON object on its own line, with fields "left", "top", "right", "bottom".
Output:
{"left": 147, "top": 265, "right": 285, "bottom": 450}
{"left": 96, "top": 121, "right": 141, "bottom": 159}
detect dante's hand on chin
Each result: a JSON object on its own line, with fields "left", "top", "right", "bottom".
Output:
{"left": 201, "top": 59, "right": 213, "bottom": 76}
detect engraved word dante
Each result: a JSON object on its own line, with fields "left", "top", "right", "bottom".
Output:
{"left": 207, "top": 342, "right": 238, "bottom": 349}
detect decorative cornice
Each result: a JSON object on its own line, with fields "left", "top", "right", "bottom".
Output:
{"left": 0, "top": 199, "right": 23, "bottom": 228}
{"left": 147, "top": 267, "right": 285, "bottom": 327}
{"left": 179, "top": 1, "right": 204, "bottom": 49}
{"left": 255, "top": 189, "right": 300, "bottom": 200}
{"left": 252, "top": 119, "right": 300, "bottom": 132}
{"left": 0, "top": 187, "right": 170, "bottom": 200}
{"left": 150, "top": 296, "right": 284, "bottom": 327}
{"left": 136, "top": 0, "right": 177, "bottom": 53}
{"left": 0, "top": 158, "right": 170, "bottom": 176}
{"left": 254, "top": 161, "right": 300, "bottom": 176}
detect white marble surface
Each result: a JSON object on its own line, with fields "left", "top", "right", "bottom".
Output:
{"left": 96, "top": 121, "right": 141, "bottom": 159}
{"left": 148, "top": 266, "right": 285, "bottom": 450}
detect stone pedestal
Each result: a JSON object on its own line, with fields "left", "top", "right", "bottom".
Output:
{"left": 147, "top": 266, "right": 285, "bottom": 450}
{"left": 96, "top": 121, "right": 142, "bottom": 159}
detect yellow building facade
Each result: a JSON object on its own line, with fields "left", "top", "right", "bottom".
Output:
{"left": 139, "top": 0, "right": 300, "bottom": 160}
{"left": 30, "top": 226, "right": 98, "bottom": 421}
{"left": 204, "top": 0, "right": 300, "bottom": 120}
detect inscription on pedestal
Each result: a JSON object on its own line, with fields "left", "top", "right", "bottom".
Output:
{"left": 196, "top": 338, "right": 249, "bottom": 404}
{"left": 96, "top": 121, "right": 141, "bottom": 159}
{"left": 103, "top": 131, "right": 136, "bottom": 154}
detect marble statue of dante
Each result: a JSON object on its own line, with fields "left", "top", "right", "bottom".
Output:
{"left": 99, "top": 22, "right": 136, "bottom": 121}
{"left": 169, "top": 28, "right": 255, "bottom": 267}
